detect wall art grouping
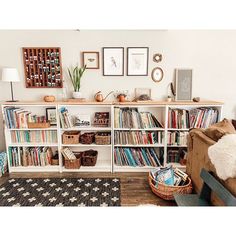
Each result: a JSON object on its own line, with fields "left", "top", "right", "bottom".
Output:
{"left": 22, "top": 47, "right": 63, "bottom": 88}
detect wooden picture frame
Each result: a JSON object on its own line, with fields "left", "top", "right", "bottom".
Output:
{"left": 127, "top": 47, "right": 149, "bottom": 76}
{"left": 175, "top": 69, "right": 193, "bottom": 101}
{"left": 102, "top": 47, "right": 124, "bottom": 76}
{"left": 46, "top": 107, "right": 57, "bottom": 126}
{"left": 22, "top": 47, "right": 63, "bottom": 88}
{"left": 82, "top": 51, "right": 99, "bottom": 69}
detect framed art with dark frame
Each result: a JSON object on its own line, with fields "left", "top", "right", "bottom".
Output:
{"left": 102, "top": 47, "right": 124, "bottom": 76}
{"left": 46, "top": 107, "right": 57, "bottom": 126}
{"left": 82, "top": 51, "right": 100, "bottom": 69}
{"left": 127, "top": 47, "right": 149, "bottom": 76}
{"left": 175, "top": 69, "right": 193, "bottom": 101}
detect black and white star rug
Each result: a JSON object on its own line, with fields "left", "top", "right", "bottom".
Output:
{"left": 0, "top": 178, "right": 121, "bottom": 207}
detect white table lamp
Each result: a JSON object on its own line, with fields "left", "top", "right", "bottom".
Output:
{"left": 1, "top": 68, "right": 20, "bottom": 102}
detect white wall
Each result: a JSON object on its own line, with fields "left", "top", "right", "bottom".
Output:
{"left": 0, "top": 30, "right": 236, "bottom": 151}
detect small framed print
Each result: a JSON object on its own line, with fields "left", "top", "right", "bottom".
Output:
{"left": 102, "top": 47, "right": 124, "bottom": 76}
{"left": 82, "top": 51, "right": 99, "bottom": 69}
{"left": 151, "top": 67, "right": 164, "bottom": 83}
{"left": 46, "top": 107, "right": 57, "bottom": 126}
{"left": 127, "top": 47, "right": 149, "bottom": 76}
{"left": 175, "top": 69, "right": 193, "bottom": 101}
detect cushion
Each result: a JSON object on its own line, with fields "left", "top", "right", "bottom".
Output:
{"left": 204, "top": 119, "right": 236, "bottom": 142}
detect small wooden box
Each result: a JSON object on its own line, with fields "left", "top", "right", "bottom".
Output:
{"left": 27, "top": 122, "right": 50, "bottom": 128}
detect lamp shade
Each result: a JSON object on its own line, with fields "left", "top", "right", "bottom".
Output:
{"left": 1, "top": 68, "right": 20, "bottom": 82}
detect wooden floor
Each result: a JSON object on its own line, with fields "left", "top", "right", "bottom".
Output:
{"left": 0, "top": 172, "right": 176, "bottom": 206}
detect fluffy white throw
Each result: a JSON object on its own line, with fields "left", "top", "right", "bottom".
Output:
{"left": 208, "top": 134, "right": 236, "bottom": 180}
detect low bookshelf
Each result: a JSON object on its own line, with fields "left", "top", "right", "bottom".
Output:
{"left": 1, "top": 100, "right": 223, "bottom": 173}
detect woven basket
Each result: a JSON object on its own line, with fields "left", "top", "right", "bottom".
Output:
{"left": 80, "top": 132, "right": 95, "bottom": 144}
{"left": 95, "top": 132, "right": 111, "bottom": 145}
{"left": 62, "top": 131, "right": 80, "bottom": 144}
{"left": 81, "top": 150, "right": 98, "bottom": 166}
{"left": 64, "top": 158, "right": 81, "bottom": 169}
{"left": 148, "top": 172, "right": 192, "bottom": 200}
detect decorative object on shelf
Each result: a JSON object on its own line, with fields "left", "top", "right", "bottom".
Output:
{"left": 62, "top": 131, "right": 80, "bottom": 144}
{"left": 61, "top": 147, "right": 81, "bottom": 169}
{"left": 82, "top": 51, "right": 99, "bottom": 69}
{"left": 151, "top": 67, "right": 164, "bottom": 83}
{"left": 175, "top": 69, "right": 193, "bottom": 101}
{"left": 22, "top": 47, "right": 63, "bottom": 88}
{"left": 114, "top": 90, "right": 129, "bottom": 102}
{"left": 51, "top": 152, "right": 59, "bottom": 166}
{"left": 46, "top": 107, "right": 57, "bottom": 126}
{"left": 95, "top": 132, "right": 111, "bottom": 145}
{"left": 93, "top": 112, "right": 109, "bottom": 127}
{"left": 127, "top": 47, "right": 149, "bottom": 76}
{"left": 148, "top": 165, "right": 192, "bottom": 200}
{"left": 68, "top": 65, "right": 87, "bottom": 99}
{"left": 1, "top": 68, "right": 20, "bottom": 102}
{"left": 153, "top": 53, "right": 162, "bottom": 63}
{"left": 152, "top": 53, "right": 164, "bottom": 83}
{"left": 133, "top": 88, "right": 152, "bottom": 101}
{"left": 81, "top": 149, "right": 98, "bottom": 166}
{"left": 166, "top": 96, "right": 172, "bottom": 102}
{"left": 102, "top": 47, "right": 124, "bottom": 76}
{"left": 80, "top": 132, "right": 96, "bottom": 144}
{"left": 44, "top": 95, "right": 56, "bottom": 102}
{"left": 74, "top": 114, "right": 91, "bottom": 127}
{"left": 94, "top": 90, "right": 114, "bottom": 102}
{"left": 193, "top": 97, "right": 200, "bottom": 102}
{"left": 27, "top": 122, "right": 50, "bottom": 129}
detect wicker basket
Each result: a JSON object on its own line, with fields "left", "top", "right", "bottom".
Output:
{"left": 27, "top": 122, "right": 50, "bottom": 128}
{"left": 148, "top": 172, "right": 192, "bottom": 200}
{"left": 95, "top": 132, "right": 111, "bottom": 145}
{"left": 51, "top": 158, "right": 59, "bottom": 165}
{"left": 81, "top": 149, "right": 98, "bottom": 166}
{"left": 62, "top": 131, "right": 80, "bottom": 144}
{"left": 80, "top": 132, "right": 95, "bottom": 144}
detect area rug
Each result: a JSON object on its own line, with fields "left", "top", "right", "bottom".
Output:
{"left": 0, "top": 178, "right": 120, "bottom": 207}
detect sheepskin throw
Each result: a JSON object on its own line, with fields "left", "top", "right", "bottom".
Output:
{"left": 208, "top": 134, "right": 236, "bottom": 180}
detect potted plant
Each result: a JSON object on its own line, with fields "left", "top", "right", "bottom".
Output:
{"left": 68, "top": 65, "right": 87, "bottom": 99}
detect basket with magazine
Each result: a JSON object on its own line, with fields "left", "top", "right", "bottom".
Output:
{"left": 148, "top": 165, "right": 192, "bottom": 200}
{"left": 61, "top": 148, "right": 82, "bottom": 169}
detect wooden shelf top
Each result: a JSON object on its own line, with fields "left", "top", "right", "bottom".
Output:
{"left": 0, "top": 100, "right": 223, "bottom": 106}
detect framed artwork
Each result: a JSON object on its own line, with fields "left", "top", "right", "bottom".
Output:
{"left": 82, "top": 51, "right": 99, "bottom": 69}
{"left": 135, "top": 88, "right": 152, "bottom": 100}
{"left": 46, "top": 108, "right": 57, "bottom": 126}
{"left": 102, "top": 47, "right": 124, "bottom": 76}
{"left": 151, "top": 67, "right": 164, "bottom": 83}
{"left": 175, "top": 69, "right": 193, "bottom": 101}
{"left": 127, "top": 47, "right": 149, "bottom": 76}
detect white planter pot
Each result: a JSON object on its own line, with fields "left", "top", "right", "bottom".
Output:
{"left": 72, "top": 91, "right": 82, "bottom": 99}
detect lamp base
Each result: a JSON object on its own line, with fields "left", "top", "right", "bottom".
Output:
{"left": 6, "top": 100, "right": 19, "bottom": 102}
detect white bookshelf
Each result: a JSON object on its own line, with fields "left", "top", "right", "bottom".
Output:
{"left": 1, "top": 101, "right": 223, "bottom": 173}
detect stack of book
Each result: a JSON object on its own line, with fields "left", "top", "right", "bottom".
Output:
{"left": 168, "top": 107, "right": 219, "bottom": 129}
{"left": 189, "top": 107, "right": 219, "bottom": 128}
{"left": 10, "top": 130, "right": 57, "bottom": 143}
{"left": 114, "top": 147, "right": 162, "bottom": 167}
{"left": 3, "top": 106, "right": 47, "bottom": 129}
{"left": 114, "top": 131, "right": 164, "bottom": 145}
{"left": 167, "top": 131, "right": 188, "bottom": 146}
{"left": 59, "top": 107, "right": 73, "bottom": 128}
{"left": 114, "top": 107, "right": 163, "bottom": 129}
{"left": 8, "top": 147, "right": 54, "bottom": 167}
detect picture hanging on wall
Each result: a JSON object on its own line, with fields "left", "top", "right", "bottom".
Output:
{"left": 22, "top": 47, "right": 63, "bottom": 88}
{"left": 102, "top": 47, "right": 124, "bottom": 76}
{"left": 127, "top": 47, "right": 149, "bottom": 76}
{"left": 175, "top": 69, "right": 193, "bottom": 101}
{"left": 82, "top": 51, "right": 99, "bottom": 69}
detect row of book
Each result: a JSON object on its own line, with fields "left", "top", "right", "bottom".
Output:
{"left": 10, "top": 130, "right": 58, "bottom": 143}
{"left": 168, "top": 107, "right": 219, "bottom": 129}
{"left": 59, "top": 107, "right": 73, "bottom": 128}
{"left": 167, "top": 149, "right": 187, "bottom": 163}
{"left": 167, "top": 131, "right": 188, "bottom": 146}
{"left": 114, "top": 131, "right": 164, "bottom": 145}
{"left": 8, "top": 147, "right": 54, "bottom": 167}
{"left": 114, "top": 107, "right": 163, "bottom": 129}
{"left": 4, "top": 106, "right": 48, "bottom": 129}
{"left": 114, "top": 147, "right": 162, "bottom": 167}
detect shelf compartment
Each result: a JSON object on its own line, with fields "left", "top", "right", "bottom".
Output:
{"left": 9, "top": 165, "right": 60, "bottom": 172}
